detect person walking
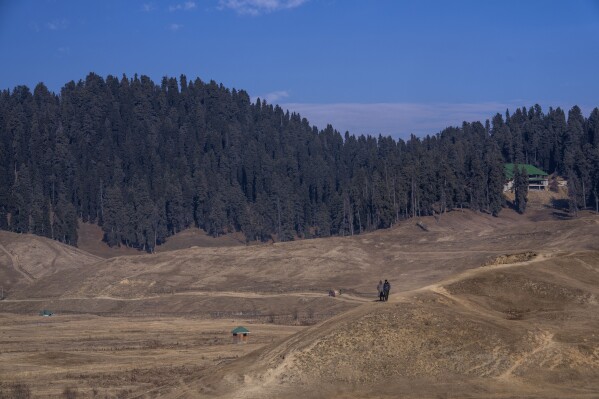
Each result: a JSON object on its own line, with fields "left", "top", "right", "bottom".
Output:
{"left": 377, "top": 280, "right": 384, "bottom": 301}
{"left": 383, "top": 279, "right": 391, "bottom": 301}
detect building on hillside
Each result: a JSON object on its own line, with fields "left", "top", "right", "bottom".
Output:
{"left": 504, "top": 164, "right": 549, "bottom": 192}
{"left": 231, "top": 326, "right": 250, "bottom": 344}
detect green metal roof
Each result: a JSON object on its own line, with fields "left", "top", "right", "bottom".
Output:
{"left": 504, "top": 164, "right": 548, "bottom": 180}
{"left": 231, "top": 326, "right": 250, "bottom": 334}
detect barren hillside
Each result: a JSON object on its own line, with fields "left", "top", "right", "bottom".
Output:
{"left": 0, "top": 231, "right": 101, "bottom": 295}
{"left": 196, "top": 232, "right": 599, "bottom": 398}
{"left": 1, "top": 209, "right": 599, "bottom": 398}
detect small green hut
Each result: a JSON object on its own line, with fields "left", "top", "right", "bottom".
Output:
{"left": 231, "top": 326, "right": 250, "bottom": 344}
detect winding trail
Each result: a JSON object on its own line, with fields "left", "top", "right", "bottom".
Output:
{"left": 388, "top": 249, "right": 561, "bottom": 381}
{"left": 1, "top": 290, "right": 371, "bottom": 304}
{"left": 423, "top": 251, "right": 552, "bottom": 291}
{"left": 499, "top": 331, "right": 555, "bottom": 379}
{"left": 0, "top": 242, "right": 34, "bottom": 282}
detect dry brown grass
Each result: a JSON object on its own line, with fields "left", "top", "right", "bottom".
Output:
{"left": 1, "top": 207, "right": 599, "bottom": 398}
{"left": 0, "top": 314, "right": 302, "bottom": 398}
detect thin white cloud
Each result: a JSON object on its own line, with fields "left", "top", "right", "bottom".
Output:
{"left": 169, "top": 1, "right": 197, "bottom": 11}
{"left": 254, "top": 90, "right": 290, "bottom": 103}
{"left": 280, "top": 102, "right": 533, "bottom": 140}
{"left": 142, "top": 3, "right": 156, "bottom": 12}
{"left": 46, "top": 18, "right": 68, "bottom": 30}
{"left": 57, "top": 46, "right": 70, "bottom": 55}
{"left": 169, "top": 23, "right": 184, "bottom": 31}
{"left": 218, "top": 0, "right": 308, "bottom": 15}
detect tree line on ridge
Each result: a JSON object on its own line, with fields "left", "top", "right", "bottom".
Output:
{"left": 1, "top": 73, "right": 598, "bottom": 251}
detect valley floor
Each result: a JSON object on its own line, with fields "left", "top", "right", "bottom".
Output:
{"left": 0, "top": 314, "right": 304, "bottom": 398}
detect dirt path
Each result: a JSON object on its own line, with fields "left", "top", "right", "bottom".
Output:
{"left": 396, "top": 250, "right": 560, "bottom": 382}
{"left": 0, "top": 242, "right": 34, "bottom": 282}
{"left": 428, "top": 285, "right": 494, "bottom": 319}
{"left": 1, "top": 290, "right": 371, "bottom": 304}
{"left": 403, "top": 250, "right": 555, "bottom": 299}
{"left": 499, "top": 331, "right": 555, "bottom": 379}
{"left": 181, "top": 290, "right": 371, "bottom": 303}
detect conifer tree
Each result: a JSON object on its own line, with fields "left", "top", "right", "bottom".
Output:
{"left": 514, "top": 165, "right": 528, "bottom": 214}
{"left": 484, "top": 142, "right": 505, "bottom": 216}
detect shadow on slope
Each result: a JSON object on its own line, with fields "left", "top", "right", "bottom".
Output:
{"left": 77, "top": 222, "right": 246, "bottom": 259}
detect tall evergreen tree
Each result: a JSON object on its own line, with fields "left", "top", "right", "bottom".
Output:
{"left": 484, "top": 142, "right": 505, "bottom": 216}
{"left": 514, "top": 166, "right": 529, "bottom": 214}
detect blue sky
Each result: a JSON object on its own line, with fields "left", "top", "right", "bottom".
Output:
{"left": 1, "top": 0, "right": 599, "bottom": 139}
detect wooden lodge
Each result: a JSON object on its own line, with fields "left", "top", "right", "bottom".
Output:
{"left": 503, "top": 164, "right": 549, "bottom": 192}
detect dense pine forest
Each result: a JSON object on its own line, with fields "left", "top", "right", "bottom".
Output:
{"left": 1, "top": 73, "right": 598, "bottom": 251}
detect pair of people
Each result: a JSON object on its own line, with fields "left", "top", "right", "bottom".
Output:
{"left": 377, "top": 279, "right": 391, "bottom": 301}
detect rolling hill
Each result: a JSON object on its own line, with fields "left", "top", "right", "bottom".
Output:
{"left": 194, "top": 217, "right": 599, "bottom": 398}
{"left": 0, "top": 230, "right": 101, "bottom": 295}
{"left": 1, "top": 208, "right": 599, "bottom": 398}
